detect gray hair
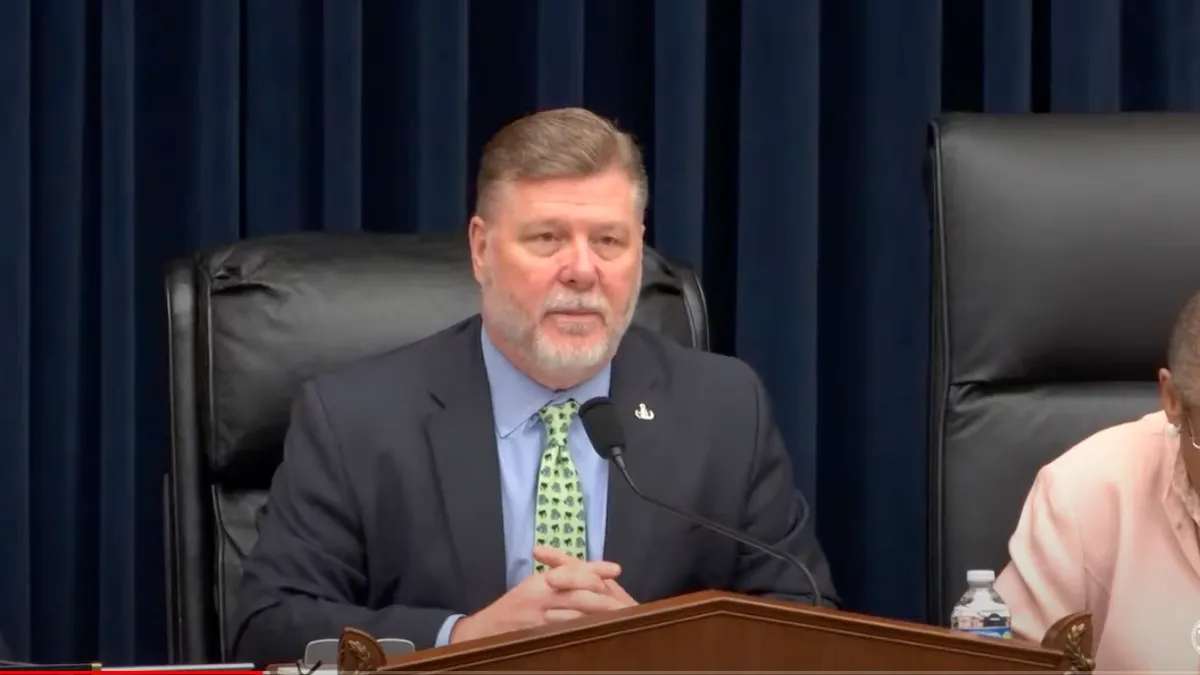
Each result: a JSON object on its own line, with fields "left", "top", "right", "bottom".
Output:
{"left": 474, "top": 107, "right": 648, "bottom": 219}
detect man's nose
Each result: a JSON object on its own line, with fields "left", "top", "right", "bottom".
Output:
{"left": 559, "top": 237, "right": 598, "bottom": 287}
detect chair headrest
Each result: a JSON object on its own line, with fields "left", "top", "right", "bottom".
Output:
{"left": 930, "top": 113, "right": 1200, "bottom": 383}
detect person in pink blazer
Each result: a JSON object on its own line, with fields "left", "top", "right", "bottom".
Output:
{"left": 996, "top": 294, "right": 1200, "bottom": 672}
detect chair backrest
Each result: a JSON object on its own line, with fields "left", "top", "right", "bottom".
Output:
{"left": 163, "top": 231, "right": 711, "bottom": 663}
{"left": 924, "top": 113, "right": 1200, "bottom": 625}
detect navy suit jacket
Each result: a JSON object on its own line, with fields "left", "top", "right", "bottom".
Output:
{"left": 231, "top": 315, "right": 839, "bottom": 663}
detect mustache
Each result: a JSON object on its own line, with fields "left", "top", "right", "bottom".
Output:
{"left": 542, "top": 292, "right": 609, "bottom": 314}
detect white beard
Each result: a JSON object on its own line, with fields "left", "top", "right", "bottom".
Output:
{"left": 481, "top": 263, "right": 641, "bottom": 382}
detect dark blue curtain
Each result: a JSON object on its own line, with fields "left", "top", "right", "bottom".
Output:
{"left": 3, "top": 0, "right": 1200, "bottom": 665}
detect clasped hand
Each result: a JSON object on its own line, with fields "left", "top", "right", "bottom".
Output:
{"left": 450, "top": 545, "right": 638, "bottom": 643}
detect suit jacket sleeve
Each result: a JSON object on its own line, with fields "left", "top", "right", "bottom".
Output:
{"left": 231, "top": 381, "right": 454, "bottom": 664}
{"left": 994, "top": 467, "right": 1091, "bottom": 642}
{"left": 731, "top": 369, "right": 840, "bottom": 608}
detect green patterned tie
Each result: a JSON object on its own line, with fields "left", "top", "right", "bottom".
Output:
{"left": 533, "top": 399, "right": 587, "bottom": 572}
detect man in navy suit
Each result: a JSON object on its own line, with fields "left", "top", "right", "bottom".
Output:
{"left": 232, "top": 107, "right": 839, "bottom": 664}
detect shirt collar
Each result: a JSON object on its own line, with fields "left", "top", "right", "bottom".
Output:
{"left": 480, "top": 324, "right": 612, "bottom": 438}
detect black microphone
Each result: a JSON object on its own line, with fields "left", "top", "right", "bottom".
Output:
{"left": 578, "top": 397, "right": 825, "bottom": 608}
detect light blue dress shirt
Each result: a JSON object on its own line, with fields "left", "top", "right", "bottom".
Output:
{"left": 434, "top": 326, "right": 611, "bottom": 646}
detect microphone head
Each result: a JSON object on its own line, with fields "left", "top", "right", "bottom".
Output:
{"left": 579, "top": 396, "right": 626, "bottom": 460}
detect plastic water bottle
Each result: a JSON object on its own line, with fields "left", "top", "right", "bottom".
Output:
{"left": 950, "top": 569, "right": 1012, "bottom": 639}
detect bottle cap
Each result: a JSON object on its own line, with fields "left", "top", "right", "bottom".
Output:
{"left": 967, "top": 569, "right": 995, "bottom": 583}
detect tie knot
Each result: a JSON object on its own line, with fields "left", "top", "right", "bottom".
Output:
{"left": 538, "top": 399, "right": 579, "bottom": 434}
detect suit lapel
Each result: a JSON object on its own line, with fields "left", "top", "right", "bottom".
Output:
{"left": 602, "top": 329, "right": 674, "bottom": 601}
{"left": 424, "top": 318, "right": 508, "bottom": 612}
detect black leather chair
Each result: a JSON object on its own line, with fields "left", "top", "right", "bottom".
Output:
{"left": 924, "top": 113, "right": 1200, "bottom": 626}
{"left": 163, "top": 231, "right": 711, "bottom": 663}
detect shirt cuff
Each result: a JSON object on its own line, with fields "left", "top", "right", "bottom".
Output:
{"left": 434, "top": 614, "right": 465, "bottom": 647}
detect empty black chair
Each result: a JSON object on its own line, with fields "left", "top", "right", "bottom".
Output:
{"left": 924, "top": 113, "right": 1200, "bottom": 625}
{"left": 163, "top": 231, "right": 710, "bottom": 662}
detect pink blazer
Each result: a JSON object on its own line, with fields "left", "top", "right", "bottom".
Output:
{"left": 995, "top": 411, "right": 1200, "bottom": 672}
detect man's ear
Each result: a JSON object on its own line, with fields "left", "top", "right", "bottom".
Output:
{"left": 468, "top": 215, "right": 487, "bottom": 284}
{"left": 1160, "top": 367, "right": 1182, "bottom": 425}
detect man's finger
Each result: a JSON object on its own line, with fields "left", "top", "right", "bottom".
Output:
{"left": 604, "top": 579, "right": 637, "bottom": 607}
{"left": 537, "top": 556, "right": 620, "bottom": 579}
{"left": 543, "top": 567, "right": 605, "bottom": 594}
{"left": 543, "top": 608, "right": 585, "bottom": 623}
{"left": 532, "top": 545, "right": 585, "bottom": 568}
{"left": 533, "top": 546, "right": 622, "bottom": 577}
{"left": 545, "top": 589, "right": 627, "bottom": 614}
{"left": 542, "top": 562, "right": 620, "bottom": 593}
